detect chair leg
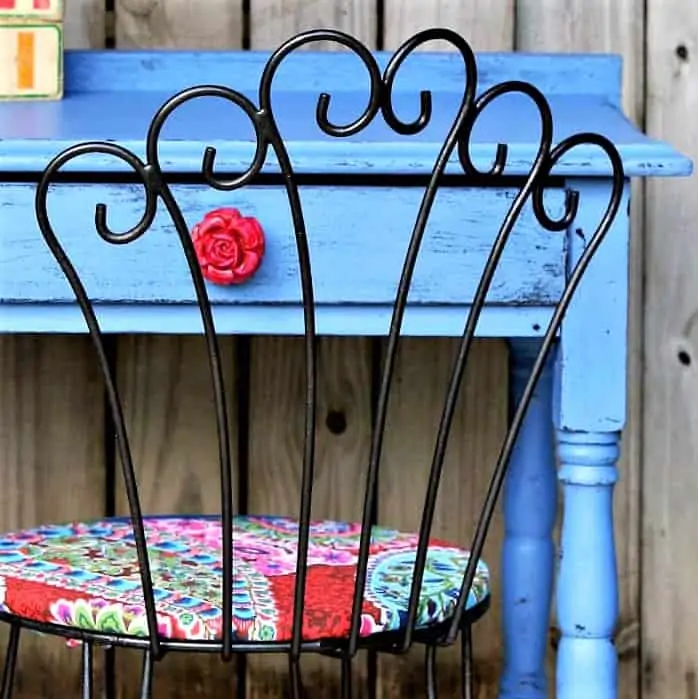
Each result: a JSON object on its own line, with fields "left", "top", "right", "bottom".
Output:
{"left": 289, "top": 656, "right": 305, "bottom": 699}
{"left": 425, "top": 644, "right": 438, "bottom": 699}
{"left": 461, "top": 627, "right": 473, "bottom": 699}
{"left": 104, "top": 647, "right": 116, "bottom": 699}
{"left": 139, "top": 649, "right": 153, "bottom": 699}
{"left": 340, "top": 656, "right": 352, "bottom": 699}
{"left": 81, "top": 642, "right": 94, "bottom": 699}
{"left": 0, "top": 624, "right": 20, "bottom": 699}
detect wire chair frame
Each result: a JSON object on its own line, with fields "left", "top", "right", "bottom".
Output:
{"left": 31, "top": 27, "right": 625, "bottom": 669}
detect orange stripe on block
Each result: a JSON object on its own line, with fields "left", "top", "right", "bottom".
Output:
{"left": 16, "top": 31, "right": 35, "bottom": 91}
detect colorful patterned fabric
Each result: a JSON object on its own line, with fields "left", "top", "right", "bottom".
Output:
{"left": 0, "top": 515, "right": 489, "bottom": 643}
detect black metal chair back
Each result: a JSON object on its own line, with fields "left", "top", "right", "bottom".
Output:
{"left": 34, "top": 26, "right": 624, "bottom": 674}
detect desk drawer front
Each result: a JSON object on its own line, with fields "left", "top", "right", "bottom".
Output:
{"left": 1, "top": 183, "right": 566, "bottom": 307}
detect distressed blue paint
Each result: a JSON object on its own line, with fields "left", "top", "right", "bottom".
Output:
{"left": 500, "top": 340, "right": 557, "bottom": 699}
{"left": 60, "top": 50, "right": 628, "bottom": 97}
{"left": 0, "top": 303, "right": 557, "bottom": 337}
{"left": 548, "top": 179, "right": 628, "bottom": 698}
{"left": 0, "top": 51, "right": 691, "bottom": 177}
{"left": 554, "top": 180, "right": 630, "bottom": 432}
{"left": 0, "top": 184, "right": 566, "bottom": 310}
{"left": 556, "top": 431, "right": 620, "bottom": 699}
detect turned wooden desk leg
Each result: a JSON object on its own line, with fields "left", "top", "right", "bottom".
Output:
{"left": 500, "top": 340, "right": 556, "bottom": 699}
{"left": 550, "top": 177, "right": 628, "bottom": 699}
{"left": 556, "top": 430, "right": 619, "bottom": 699}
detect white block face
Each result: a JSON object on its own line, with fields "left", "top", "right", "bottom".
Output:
{"left": 0, "top": 0, "right": 62, "bottom": 21}
{"left": 0, "top": 22, "right": 63, "bottom": 100}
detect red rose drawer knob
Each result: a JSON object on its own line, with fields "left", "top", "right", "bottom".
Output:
{"left": 191, "top": 207, "right": 265, "bottom": 285}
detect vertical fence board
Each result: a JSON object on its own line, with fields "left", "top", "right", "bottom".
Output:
{"left": 384, "top": 1, "right": 514, "bottom": 52}
{"left": 0, "top": 2, "right": 107, "bottom": 697}
{"left": 379, "top": 6, "right": 513, "bottom": 698}
{"left": 643, "top": 2, "right": 698, "bottom": 697}
{"left": 245, "top": 4, "right": 376, "bottom": 697}
{"left": 516, "top": 3, "right": 645, "bottom": 696}
{"left": 250, "top": 0, "right": 374, "bottom": 50}
{"left": 376, "top": 340, "right": 510, "bottom": 699}
{"left": 63, "top": 0, "right": 106, "bottom": 49}
{"left": 114, "top": 336, "right": 238, "bottom": 698}
{"left": 246, "top": 337, "right": 373, "bottom": 697}
{"left": 115, "top": 0, "right": 243, "bottom": 48}
{"left": 0, "top": 337, "right": 106, "bottom": 698}
{"left": 111, "top": 2, "right": 244, "bottom": 698}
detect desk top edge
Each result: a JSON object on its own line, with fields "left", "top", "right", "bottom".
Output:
{"left": 0, "top": 49, "right": 692, "bottom": 178}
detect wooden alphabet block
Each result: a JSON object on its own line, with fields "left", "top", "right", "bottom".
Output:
{"left": 0, "top": 21, "right": 63, "bottom": 100}
{"left": 0, "top": 0, "right": 62, "bottom": 21}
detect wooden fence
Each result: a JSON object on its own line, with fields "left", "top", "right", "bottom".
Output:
{"left": 1, "top": 0, "right": 695, "bottom": 697}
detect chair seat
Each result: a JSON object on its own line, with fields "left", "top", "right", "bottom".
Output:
{"left": 0, "top": 515, "right": 489, "bottom": 644}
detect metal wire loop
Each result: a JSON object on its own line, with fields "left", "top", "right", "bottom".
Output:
{"left": 380, "top": 27, "right": 478, "bottom": 135}
{"left": 146, "top": 85, "right": 270, "bottom": 191}
{"left": 260, "top": 29, "right": 383, "bottom": 138}
{"left": 457, "top": 80, "right": 554, "bottom": 179}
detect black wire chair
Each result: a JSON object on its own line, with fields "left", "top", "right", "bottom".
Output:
{"left": 0, "top": 28, "right": 623, "bottom": 699}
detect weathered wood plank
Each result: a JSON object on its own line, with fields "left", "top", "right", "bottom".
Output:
{"left": 379, "top": 5, "right": 513, "bottom": 698}
{"left": 111, "top": 2, "right": 243, "bottom": 697}
{"left": 0, "top": 184, "right": 567, "bottom": 308}
{"left": 376, "top": 340, "right": 509, "bottom": 698}
{"left": 250, "top": 0, "right": 375, "bottom": 51}
{"left": 245, "top": 336, "right": 373, "bottom": 697}
{"left": 0, "top": 2, "right": 107, "bottom": 695}
{"left": 384, "top": 1, "right": 514, "bottom": 52}
{"left": 115, "top": 0, "right": 243, "bottom": 48}
{"left": 114, "top": 335, "right": 238, "bottom": 699}
{"left": 0, "top": 336, "right": 105, "bottom": 698}
{"left": 642, "top": 2, "right": 698, "bottom": 697}
{"left": 63, "top": 0, "right": 106, "bottom": 49}
{"left": 114, "top": 335, "right": 237, "bottom": 517}
{"left": 245, "top": 7, "right": 375, "bottom": 697}
{"left": 516, "top": 3, "right": 644, "bottom": 696}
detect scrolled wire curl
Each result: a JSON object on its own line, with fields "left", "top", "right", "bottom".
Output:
{"left": 35, "top": 26, "right": 623, "bottom": 247}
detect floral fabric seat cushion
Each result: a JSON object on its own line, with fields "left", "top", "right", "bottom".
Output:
{"left": 0, "top": 515, "right": 489, "bottom": 643}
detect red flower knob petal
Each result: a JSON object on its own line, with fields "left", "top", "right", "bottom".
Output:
{"left": 191, "top": 207, "right": 265, "bottom": 285}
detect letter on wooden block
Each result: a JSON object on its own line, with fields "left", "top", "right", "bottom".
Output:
{"left": 0, "top": 22, "right": 63, "bottom": 100}
{"left": 0, "top": 0, "right": 62, "bottom": 21}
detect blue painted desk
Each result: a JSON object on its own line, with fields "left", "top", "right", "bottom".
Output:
{"left": 0, "top": 49, "right": 692, "bottom": 698}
